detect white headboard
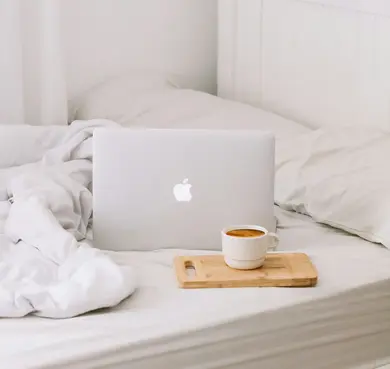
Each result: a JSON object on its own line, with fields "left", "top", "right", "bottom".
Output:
{"left": 218, "top": 0, "right": 390, "bottom": 128}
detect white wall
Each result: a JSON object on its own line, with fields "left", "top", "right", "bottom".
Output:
{"left": 62, "top": 0, "right": 217, "bottom": 100}
{"left": 219, "top": 0, "right": 390, "bottom": 129}
{"left": 0, "top": 0, "right": 216, "bottom": 126}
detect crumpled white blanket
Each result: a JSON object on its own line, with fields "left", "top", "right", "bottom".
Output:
{"left": 0, "top": 119, "right": 135, "bottom": 318}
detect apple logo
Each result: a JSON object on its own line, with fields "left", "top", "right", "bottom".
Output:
{"left": 173, "top": 178, "right": 192, "bottom": 202}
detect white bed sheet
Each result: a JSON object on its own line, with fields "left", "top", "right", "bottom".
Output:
{"left": 1, "top": 207, "right": 389, "bottom": 369}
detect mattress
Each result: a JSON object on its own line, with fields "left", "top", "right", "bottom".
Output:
{"left": 1, "top": 207, "right": 390, "bottom": 369}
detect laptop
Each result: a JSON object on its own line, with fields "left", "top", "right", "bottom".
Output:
{"left": 93, "top": 128, "right": 275, "bottom": 251}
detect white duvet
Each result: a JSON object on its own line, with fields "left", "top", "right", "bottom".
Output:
{"left": 0, "top": 120, "right": 135, "bottom": 318}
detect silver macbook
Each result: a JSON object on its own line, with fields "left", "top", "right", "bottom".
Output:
{"left": 93, "top": 128, "right": 275, "bottom": 251}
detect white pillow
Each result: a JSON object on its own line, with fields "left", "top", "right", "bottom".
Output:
{"left": 72, "top": 70, "right": 178, "bottom": 123}
{"left": 74, "top": 78, "right": 310, "bottom": 140}
{"left": 275, "top": 127, "right": 390, "bottom": 249}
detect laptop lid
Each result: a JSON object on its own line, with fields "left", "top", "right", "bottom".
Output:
{"left": 93, "top": 128, "right": 275, "bottom": 251}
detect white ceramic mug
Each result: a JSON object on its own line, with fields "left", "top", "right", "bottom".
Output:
{"left": 221, "top": 225, "right": 279, "bottom": 270}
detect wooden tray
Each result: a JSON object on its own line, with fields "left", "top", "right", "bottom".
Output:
{"left": 174, "top": 253, "right": 317, "bottom": 289}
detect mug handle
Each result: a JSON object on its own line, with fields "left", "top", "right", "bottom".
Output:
{"left": 266, "top": 232, "right": 279, "bottom": 251}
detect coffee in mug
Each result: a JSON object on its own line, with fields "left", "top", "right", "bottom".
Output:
{"left": 226, "top": 229, "right": 265, "bottom": 238}
{"left": 221, "top": 225, "right": 279, "bottom": 270}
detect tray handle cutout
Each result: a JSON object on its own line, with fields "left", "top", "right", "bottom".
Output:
{"left": 184, "top": 260, "right": 197, "bottom": 279}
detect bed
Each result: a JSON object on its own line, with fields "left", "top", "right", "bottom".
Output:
{"left": 0, "top": 83, "right": 389, "bottom": 368}
{"left": 0, "top": 205, "right": 389, "bottom": 369}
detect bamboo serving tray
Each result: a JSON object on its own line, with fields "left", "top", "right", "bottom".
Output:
{"left": 174, "top": 253, "right": 317, "bottom": 289}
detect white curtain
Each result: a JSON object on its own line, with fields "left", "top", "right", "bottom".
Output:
{"left": 0, "top": 0, "right": 67, "bottom": 125}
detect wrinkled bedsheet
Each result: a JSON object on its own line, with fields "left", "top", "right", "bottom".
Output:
{"left": 0, "top": 120, "right": 135, "bottom": 318}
